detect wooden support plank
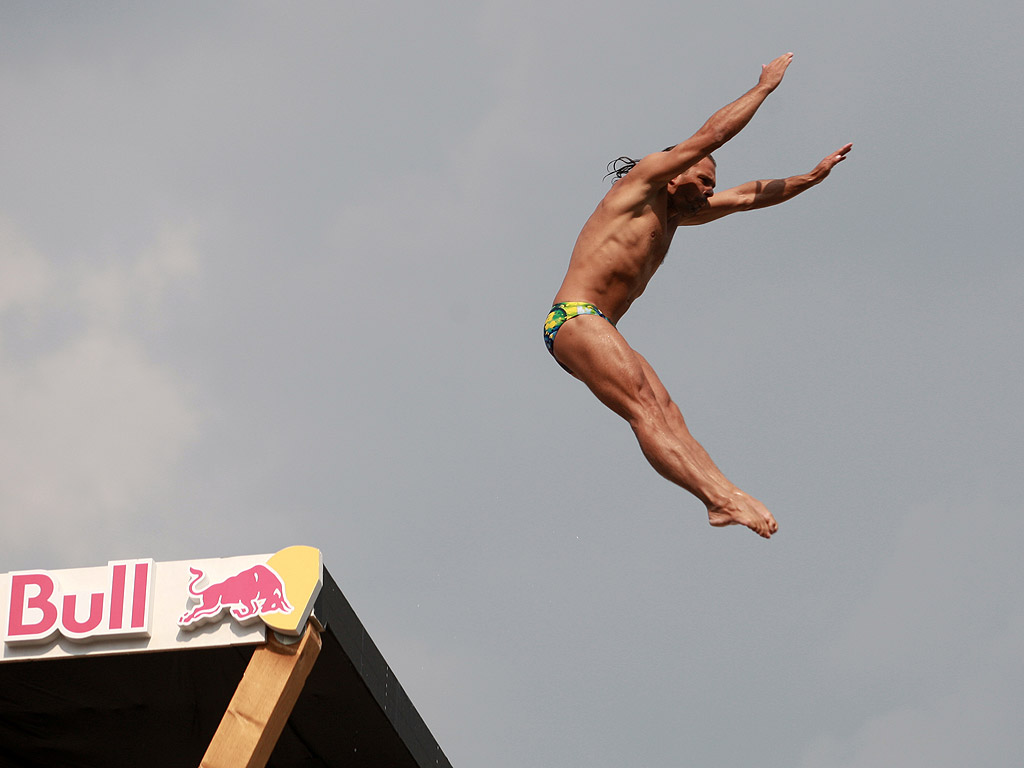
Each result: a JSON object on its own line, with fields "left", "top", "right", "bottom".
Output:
{"left": 200, "top": 623, "right": 322, "bottom": 768}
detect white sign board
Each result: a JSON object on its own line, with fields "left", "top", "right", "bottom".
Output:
{"left": 1, "top": 547, "right": 322, "bottom": 663}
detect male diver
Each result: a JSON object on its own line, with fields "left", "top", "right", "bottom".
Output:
{"left": 545, "top": 53, "right": 851, "bottom": 538}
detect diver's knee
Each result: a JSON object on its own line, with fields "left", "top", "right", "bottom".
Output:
{"left": 623, "top": 382, "right": 667, "bottom": 427}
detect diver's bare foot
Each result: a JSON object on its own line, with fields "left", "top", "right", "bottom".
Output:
{"left": 707, "top": 491, "right": 778, "bottom": 539}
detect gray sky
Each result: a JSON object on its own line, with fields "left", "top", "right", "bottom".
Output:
{"left": 3, "top": 1, "right": 1023, "bottom": 766}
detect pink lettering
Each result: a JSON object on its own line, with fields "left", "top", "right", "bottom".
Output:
{"left": 131, "top": 561, "right": 149, "bottom": 630}
{"left": 6, "top": 573, "right": 59, "bottom": 641}
{"left": 4, "top": 560, "right": 154, "bottom": 648}
{"left": 109, "top": 563, "right": 126, "bottom": 630}
{"left": 61, "top": 592, "right": 105, "bottom": 636}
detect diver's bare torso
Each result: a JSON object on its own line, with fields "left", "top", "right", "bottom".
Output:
{"left": 553, "top": 183, "right": 679, "bottom": 323}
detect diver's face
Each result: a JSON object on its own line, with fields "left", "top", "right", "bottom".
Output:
{"left": 669, "top": 157, "right": 716, "bottom": 216}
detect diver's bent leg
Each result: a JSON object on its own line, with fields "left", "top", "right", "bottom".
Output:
{"left": 631, "top": 353, "right": 778, "bottom": 536}
{"left": 552, "top": 317, "right": 776, "bottom": 538}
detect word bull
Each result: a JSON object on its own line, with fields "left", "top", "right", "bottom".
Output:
{"left": 5, "top": 560, "right": 153, "bottom": 645}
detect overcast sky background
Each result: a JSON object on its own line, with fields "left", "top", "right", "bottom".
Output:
{"left": 2, "top": 2, "right": 1022, "bottom": 766}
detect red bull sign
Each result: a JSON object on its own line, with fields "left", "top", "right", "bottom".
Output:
{"left": 179, "top": 564, "right": 292, "bottom": 628}
{"left": 177, "top": 546, "right": 322, "bottom": 636}
{"left": 1, "top": 547, "right": 322, "bottom": 663}
{"left": 5, "top": 560, "right": 153, "bottom": 646}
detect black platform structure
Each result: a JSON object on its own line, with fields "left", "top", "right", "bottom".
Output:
{"left": 0, "top": 556, "right": 453, "bottom": 768}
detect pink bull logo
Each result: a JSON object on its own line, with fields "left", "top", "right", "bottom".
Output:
{"left": 178, "top": 564, "right": 293, "bottom": 629}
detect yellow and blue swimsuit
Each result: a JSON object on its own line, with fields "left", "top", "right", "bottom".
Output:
{"left": 544, "top": 301, "right": 613, "bottom": 370}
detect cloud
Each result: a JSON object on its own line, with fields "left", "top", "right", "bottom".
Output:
{"left": 0, "top": 218, "right": 201, "bottom": 565}
{"left": 0, "top": 219, "right": 52, "bottom": 315}
{"left": 76, "top": 223, "right": 200, "bottom": 328}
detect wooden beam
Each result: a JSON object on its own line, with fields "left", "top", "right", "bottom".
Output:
{"left": 200, "top": 623, "right": 322, "bottom": 768}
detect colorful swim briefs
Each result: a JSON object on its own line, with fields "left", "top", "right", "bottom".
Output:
{"left": 543, "top": 301, "right": 612, "bottom": 357}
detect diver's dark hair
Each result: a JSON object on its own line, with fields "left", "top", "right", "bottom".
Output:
{"left": 604, "top": 145, "right": 715, "bottom": 183}
{"left": 604, "top": 156, "right": 638, "bottom": 181}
